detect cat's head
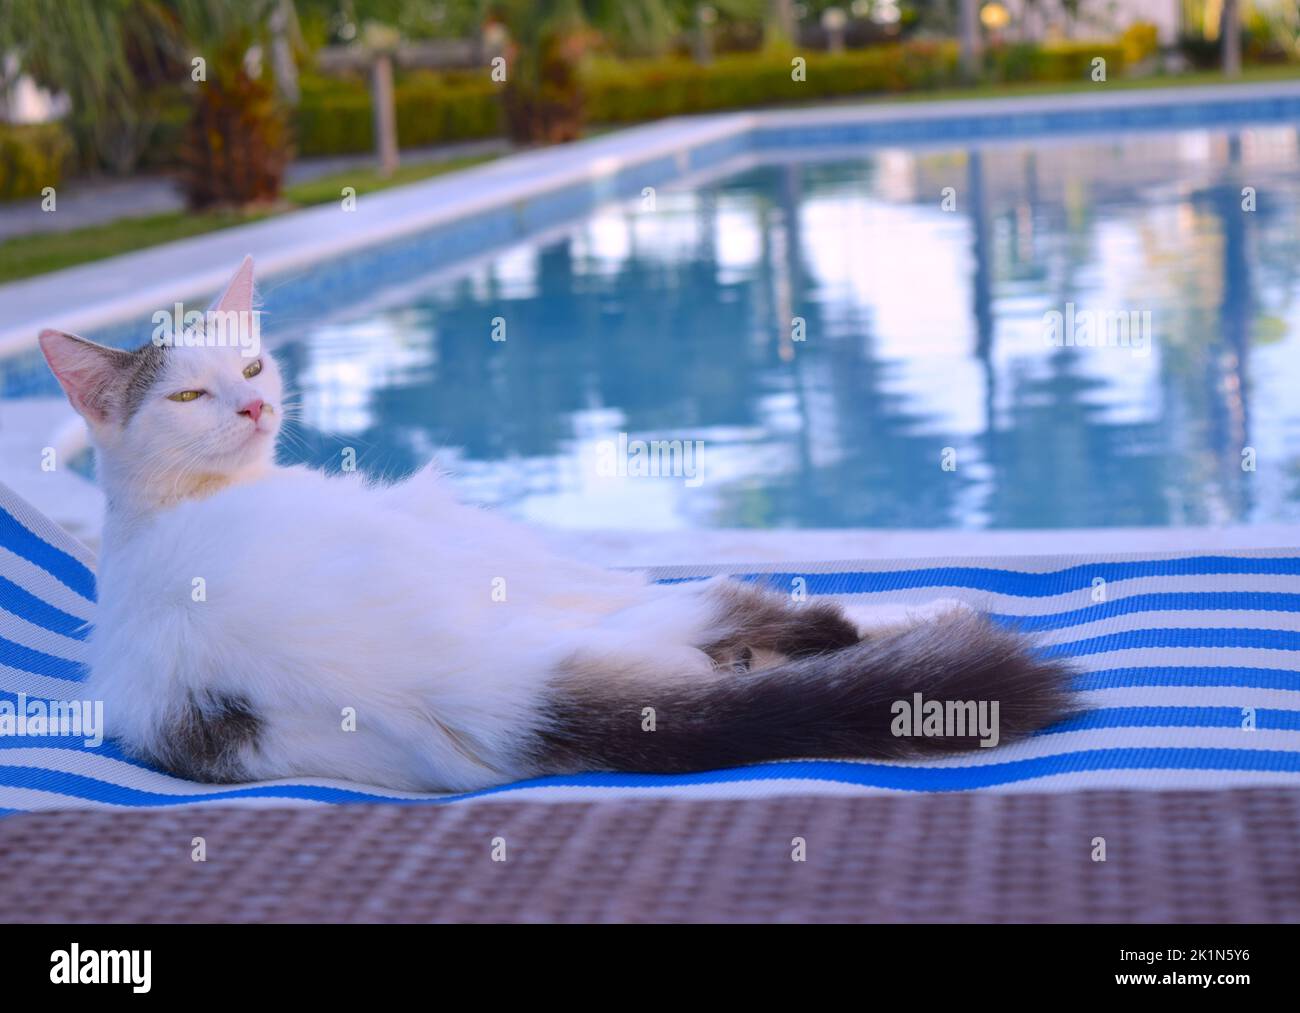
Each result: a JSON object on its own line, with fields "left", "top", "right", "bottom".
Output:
{"left": 39, "top": 257, "right": 284, "bottom": 508}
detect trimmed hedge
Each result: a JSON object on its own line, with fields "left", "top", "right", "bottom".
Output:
{"left": 295, "top": 72, "right": 501, "bottom": 156}
{"left": 586, "top": 44, "right": 962, "bottom": 122}
{"left": 292, "top": 39, "right": 1130, "bottom": 156}
{"left": 984, "top": 39, "right": 1128, "bottom": 83}
{"left": 587, "top": 40, "right": 1126, "bottom": 123}
{"left": 0, "top": 122, "right": 73, "bottom": 200}
{"left": 1121, "top": 22, "right": 1160, "bottom": 67}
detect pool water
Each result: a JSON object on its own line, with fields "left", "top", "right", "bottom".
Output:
{"left": 274, "top": 125, "right": 1300, "bottom": 530}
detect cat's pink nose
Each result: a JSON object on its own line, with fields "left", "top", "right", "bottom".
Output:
{"left": 238, "top": 398, "right": 264, "bottom": 423}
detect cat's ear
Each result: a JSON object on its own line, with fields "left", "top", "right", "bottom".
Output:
{"left": 38, "top": 329, "right": 133, "bottom": 426}
{"left": 210, "top": 255, "right": 255, "bottom": 314}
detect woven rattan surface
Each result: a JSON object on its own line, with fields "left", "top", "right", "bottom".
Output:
{"left": 2, "top": 789, "right": 1298, "bottom": 923}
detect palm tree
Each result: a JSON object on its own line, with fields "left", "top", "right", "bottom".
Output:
{"left": 495, "top": 0, "right": 684, "bottom": 144}
{"left": 167, "top": 0, "right": 294, "bottom": 208}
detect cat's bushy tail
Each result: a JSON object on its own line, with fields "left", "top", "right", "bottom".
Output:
{"left": 535, "top": 609, "right": 1075, "bottom": 773}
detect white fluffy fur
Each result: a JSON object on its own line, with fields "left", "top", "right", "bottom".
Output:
{"left": 90, "top": 461, "right": 713, "bottom": 791}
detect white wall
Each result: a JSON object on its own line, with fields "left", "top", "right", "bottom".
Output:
{"left": 1004, "top": 0, "right": 1183, "bottom": 44}
{"left": 4, "top": 75, "right": 69, "bottom": 124}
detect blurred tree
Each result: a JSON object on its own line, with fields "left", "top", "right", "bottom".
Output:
{"left": 582, "top": 0, "right": 685, "bottom": 56}
{"left": 177, "top": 30, "right": 291, "bottom": 208}
{"left": 294, "top": 0, "right": 487, "bottom": 45}
{"left": 1254, "top": 1, "right": 1300, "bottom": 59}
{"left": 495, "top": 0, "right": 770, "bottom": 143}
{"left": 495, "top": 0, "right": 659, "bottom": 144}
{"left": 0, "top": 0, "right": 294, "bottom": 205}
{"left": 0, "top": 0, "right": 184, "bottom": 174}
{"left": 171, "top": 0, "right": 293, "bottom": 207}
{"left": 496, "top": 0, "right": 589, "bottom": 143}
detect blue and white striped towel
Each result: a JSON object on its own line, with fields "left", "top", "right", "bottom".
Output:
{"left": 3, "top": 479, "right": 1299, "bottom": 815}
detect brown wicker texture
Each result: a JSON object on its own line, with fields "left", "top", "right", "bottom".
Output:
{"left": 2, "top": 789, "right": 1299, "bottom": 923}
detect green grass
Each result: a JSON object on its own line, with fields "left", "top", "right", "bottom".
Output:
{"left": 0, "top": 209, "right": 273, "bottom": 283}
{"left": 0, "top": 154, "right": 497, "bottom": 284}
{"left": 280, "top": 155, "right": 496, "bottom": 207}
{"left": 3, "top": 65, "right": 1298, "bottom": 285}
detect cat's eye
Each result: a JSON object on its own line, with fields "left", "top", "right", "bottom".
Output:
{"left": 167, "top": 390, "right": 203, "bottom": 403}
{"left": 243, "top": 359, "right": 262, "bottom": 379}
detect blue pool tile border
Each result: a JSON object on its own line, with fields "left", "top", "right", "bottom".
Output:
{"left": 751, "top": 90, "right": 1300, "bottom": 148}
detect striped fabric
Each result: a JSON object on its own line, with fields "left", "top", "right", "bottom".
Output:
{"left": 2, "top": 480, "right": 1299, "bottom": 815}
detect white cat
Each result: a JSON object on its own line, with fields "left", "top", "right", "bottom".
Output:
{"left": 39, "top": 257, "right": 1072, "bottom": 793}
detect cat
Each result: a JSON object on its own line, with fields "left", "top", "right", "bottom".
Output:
{"left": 38, "top": 257, "right": 1073, "bottom": 793}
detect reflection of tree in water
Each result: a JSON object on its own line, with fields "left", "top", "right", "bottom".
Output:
{"left": 737, "top": 319, "right": 977, "bottom": 527}
{"left": 1124, "top": 132, "right": 1288, "bottom": 525}
{"left": 984, "top": 349, "right": 1171, "bottom": 528}
{"left": 273, "top": 161, "right": 974, "bottom": 526}
{"left": 277, "top": 215, "right": 795, "bottom": 485}
{"left": 971, "top": 133, "right": 1290, "bottom": 528}
{"left": 969, "top": 145, "right": 1174, "bottom": 529}
{"left": 693, "top": 162, "right": 974, "bottom": 528}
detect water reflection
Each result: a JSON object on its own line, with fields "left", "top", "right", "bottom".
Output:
{"left": 273, "top": 126, "right": 1300, "bottom": 530}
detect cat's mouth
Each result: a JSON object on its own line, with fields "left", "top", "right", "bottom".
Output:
{"left": 245, "top": 406, "right": 276, "bottom": 438}
{"left": 228, "top": 416, "right": 277, "bottom": 456}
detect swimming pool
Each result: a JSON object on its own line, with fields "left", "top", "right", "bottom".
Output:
{"left": 270, "top": 124, "right": 1300, "bottom": 531}
{"left": 8, "top": 92, "right": 1300, "bottom": 533}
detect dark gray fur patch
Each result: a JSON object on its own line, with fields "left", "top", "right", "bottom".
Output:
{"left": 699, "top": 581, "right": 861, "bottom": 665}
{"left": 533, "top": 608, "right": 1076, "bottom": 776}
{"left": 119, "top": 342, "right": 169, "bottom": 422}
{"left": 151, "top": 691, "right": 262, "bottom": 783}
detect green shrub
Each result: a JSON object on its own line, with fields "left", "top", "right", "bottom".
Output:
{"left": 0, "top": 122, "right": 73, "bottom": 201}
{"left": 586, "top": 40, "right": 1125, "bottom": 124}
{"left": 987, "top": 40, "right": 1127, "bottom": 83}
{"left": 988, "top": 43, "right": 1041, "bottom": 83}
{"left": 294, "top": 90, "right": 373, "bottom": 155}
{"left": 1038, "top": 39, "right": 1128, "bottom": 80}
{"left": 395, "top": 77, "right": 502, "bottom": 147}
{"left": 585, "top": 43, "right": 963, "bottom": 123}
{"left": 291, "top": 37, "right": 1133, "bottom": 155}
{"left": 1122, "top": 22, "right": 1160, "bottom": 67}
{"left": 294, "top": 73, "right": 501, "bottom": 156}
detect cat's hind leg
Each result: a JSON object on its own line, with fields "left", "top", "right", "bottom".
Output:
{"left": 697, "top": 580, "right": 861, "bottom": 670}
